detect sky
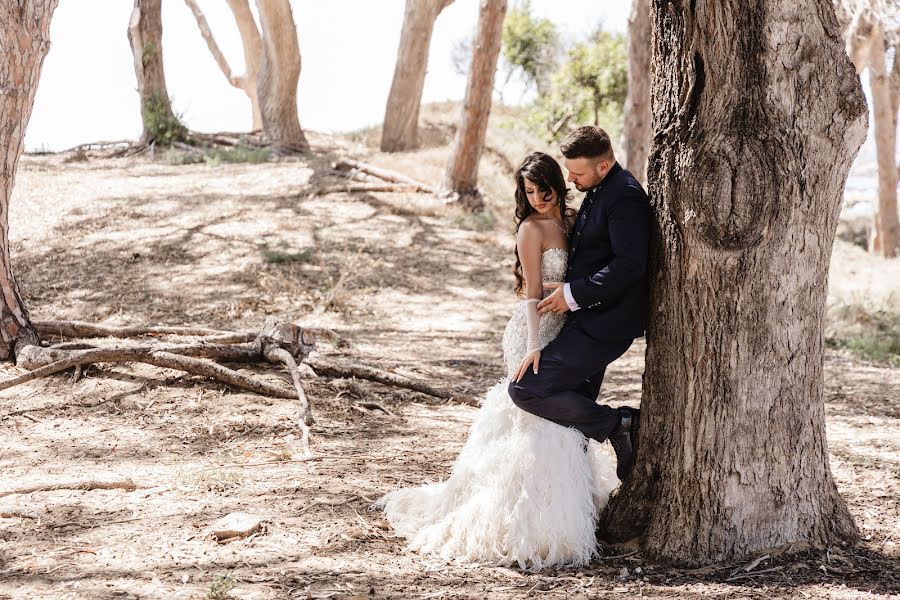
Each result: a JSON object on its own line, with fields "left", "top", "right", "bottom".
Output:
{"left": 24, "top": 0, "right": 630, "bottom": 152}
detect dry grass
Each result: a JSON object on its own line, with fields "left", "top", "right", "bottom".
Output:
{"left": 0, "top": 110, "right": 897, "bottom": 599}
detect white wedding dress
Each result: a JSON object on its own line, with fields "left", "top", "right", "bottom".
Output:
{"left": 376, "top": 248, "right": 618, "bottom": 570}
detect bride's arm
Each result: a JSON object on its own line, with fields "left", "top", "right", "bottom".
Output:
{"left": 513, "top": 222, "right": 543, "bottom": 380}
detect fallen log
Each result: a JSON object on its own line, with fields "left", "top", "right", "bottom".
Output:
{"left": 333, "top": 158, "right": 436, "bottom": 194}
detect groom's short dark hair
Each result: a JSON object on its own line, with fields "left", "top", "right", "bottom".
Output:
{"left": 560, "top": 126, "right": 613, "bottom": 160}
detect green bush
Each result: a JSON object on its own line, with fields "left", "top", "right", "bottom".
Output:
{"left": 501, "top": 1, "right": 560, "bottom": 95}
{"left": 142, "top": 89, "right": 187, "bottom": 145}
{"left": 526, "top": 29, "right": 627, "bottom": 143}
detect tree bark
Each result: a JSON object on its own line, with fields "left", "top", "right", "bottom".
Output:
{"left": 255, "top": 0, "right": 308, "bottom": 152}
{"left": 602, "top": 0, "right": 866, "bottom": 565}
{"left": 621, "top": 0, "right": 652, "bottom": 186}
{"left": 184, "top": 0, "right": 263, "bottom": 130}
{"left": 128, "top": 0, "right": 186, "bottom": 145}
{"left": 0, "top": 1, "right": 57, "bottom": 361}
{"left": 381, "top": 0, "right": 453, "bottom": 152}
{"left": 441, "top": 0, "right": 507, "bottom": 208}
{"left": 867, "top": 24, "right": 899, "bottom": 257}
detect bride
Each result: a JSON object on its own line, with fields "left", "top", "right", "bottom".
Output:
{"left": 375, "top": 152, "right": 618, "bottom": 570}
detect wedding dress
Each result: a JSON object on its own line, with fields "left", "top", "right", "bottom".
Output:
{"left": 376, "top": 248, "right": 619, "bottom": 570}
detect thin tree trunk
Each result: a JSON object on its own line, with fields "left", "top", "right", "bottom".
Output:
{"left": 844, "top": 6, "right": 873, "bottom": 74}
{"left": 867, "top": 24, "right": 899, "bottom": 257}
{"left": 227, "top": 0, "right": 263, "bottom": 131}
{"left": 255, "top": 0, "right": 308, "bottom": 152}
{"left": 621, "top": 0, "right": 651, "bottom": 186}
{"left": 381, "top": 0, "right": 453, "bottom": 152}
{"left": 128, "top": 0, "right": 186, "bottom": 145}
{"left": 442, "top": 0, "right": 507, "bottom": 209}
{"left": 184, "top": 0, "right": 262, "bottom": 130}
{"left": 602, "top": 0, "right": 866, "bottom": 565}
{"left": 0, "top": 1, "right": 57, "bottom": 361}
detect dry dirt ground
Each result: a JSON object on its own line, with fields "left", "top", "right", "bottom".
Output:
{"left": 0, "top": 138, "right": 898, "bottom": 599}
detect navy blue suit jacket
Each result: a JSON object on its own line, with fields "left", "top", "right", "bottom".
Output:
{"left": 565, "top": 162, "right": 650, "bottom": 340}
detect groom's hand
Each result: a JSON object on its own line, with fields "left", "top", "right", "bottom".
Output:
{"left": 538, "top": 282, "right": 569, "bottom": 315}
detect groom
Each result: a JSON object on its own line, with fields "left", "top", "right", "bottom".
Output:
{"left": 509, "top": 126, "right": 650, "bottom": 480}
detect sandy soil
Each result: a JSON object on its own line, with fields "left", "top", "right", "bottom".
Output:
{"left": 0, "top": 142, "right": 897, "bottom": 599}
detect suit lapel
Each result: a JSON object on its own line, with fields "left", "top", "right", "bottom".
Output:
{"left": 568, "top": 186, "right": 598, "bottom": 265}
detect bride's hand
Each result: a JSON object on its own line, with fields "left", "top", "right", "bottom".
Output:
{"left": 514, "top": 350, "right": 540, "bottom": 382}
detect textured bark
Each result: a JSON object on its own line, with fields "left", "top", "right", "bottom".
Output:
{"left": 441, "top": 0, "right": 507, "bottom": 208}
{"left": 602, "top": 0, "right": 866, "bottom": 565}
{"left": 0, "top": 1, "right": 56, "bottom": 361}
{"left": 621, "top": 0, "right": 652, "bottom": 186}
{"left": 255, "top": 0, "right": 308, "bottom": 152}
{"left": 867, "top": 25, "right": 899, "bottom": 256}
{"left": 381, "top": 0, "right": 453, "bottom": 152}
{"left": 184, "top": 0, "right": 263, "bottom": 130}
{"left": 128, "top": 0, "right": 185, "bottom": 144}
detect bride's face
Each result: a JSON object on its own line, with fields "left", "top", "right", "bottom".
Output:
{"left": 523, "top": 177, "right": 558, "bottom": 216}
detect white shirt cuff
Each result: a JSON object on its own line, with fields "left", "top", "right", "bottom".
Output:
{"left": 563, "top": 283, "right": 580, "bottom": 312}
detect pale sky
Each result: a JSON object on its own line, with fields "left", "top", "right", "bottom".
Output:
{"left": 25, "top": 0, "right": 630, "bottom": 151}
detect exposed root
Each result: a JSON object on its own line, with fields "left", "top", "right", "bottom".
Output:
{"left": 0, "top": 478, "right": 150, "bottom": 499}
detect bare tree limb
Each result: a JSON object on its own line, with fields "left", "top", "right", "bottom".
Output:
{"left": 304, "top": 353, "right": 477, "bottom": 405}
{"left": 34, "top": 320, "right": 235, "bottom": 339}
{"left": 311, "top": 183, "right": 421, "bottom": 196}
{"left": 334, "top": 159, "right": 436, "bottom": 193}
{"left": 5, "top": 346, "right": 297, "bottom": 399}
{"left": 183, "top": 0, "right": 234, "bottom": 82}
{"left": 0, "top": 478, "right": 151, "bottom": 499}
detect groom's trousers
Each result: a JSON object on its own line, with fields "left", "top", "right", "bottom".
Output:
{"left": 508, "top": 319, "right": 633, "bottom": 443}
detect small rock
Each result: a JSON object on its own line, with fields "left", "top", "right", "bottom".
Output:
{"left": 617, "top": 567, "right": 629, "bottom": 580}
{"left": 209, "top": 512, "right": 262, "bottom": 541}
{"left": 634, "top": 566, "right": 643, "bottom": 574}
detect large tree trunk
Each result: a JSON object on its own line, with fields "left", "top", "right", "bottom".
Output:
{"left": 867, "top": 25, "right": 899, "bottom": 257}
{"left": 184, "top": 0, "right": 263, "bottom": 131}
{"left": 621, "top": 0, "right": 651, "bottom": 186}
{"left": 0, "top": 1, "right": 57, "bottom": 360}
{"left": 255, "top": 0, "right": 308, "bottom": 152}
{"left": 381, "top": 0, "right": 453, "bottom": 152}
{"left": 128, "top": 0, "right": 186, "bottom": 145}
{"left": 441, "top": 0, "right": 507, "bottom": 209}
{"left": 602, "top": 0, "right": 866, "bottom": 565}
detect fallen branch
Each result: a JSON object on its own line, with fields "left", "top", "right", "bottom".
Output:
{"left": 333, "top": 158, "right": 436, "bottom": 193}
{"left": 312, "top": 183, "right": 421, "bottom": 196}
{"left": 305, "top": 354, "right": 476, "bottom": 405}
{"left": 0, "top": 478, "right": 150, "bottom": 498}
{"left": 8, "top": 346, "right": 297, "bottom": 399}
{"left": 35, "top": 320, "right": 237, "bottom": 340}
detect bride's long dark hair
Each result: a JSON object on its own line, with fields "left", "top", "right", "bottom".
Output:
{"left": 513, "top": 152, "right": 573, "bottom": 297}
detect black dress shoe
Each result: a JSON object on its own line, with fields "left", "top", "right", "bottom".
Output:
{"left": 608, "top": 407, "right": 640, "bottom": 480}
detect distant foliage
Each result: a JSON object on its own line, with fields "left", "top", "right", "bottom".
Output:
{"left": 501, "top": 1, "right": 559, "bottom": 95}
{"left": 526, "top": 29, "right": 627, "bottom": 143}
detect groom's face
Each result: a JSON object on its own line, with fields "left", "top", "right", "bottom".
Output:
{"left": 564, "top": 157, "right": 607, "bottom": 192}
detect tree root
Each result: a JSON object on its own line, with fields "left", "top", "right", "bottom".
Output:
{"left": 5, "top": 318, "right": 473, "bottom": 453}
{"left": 305, "top": 354, "right": 477, "bottom": 406}
{"left": 0, "top": 479, "right": 150, "bottom": 498}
